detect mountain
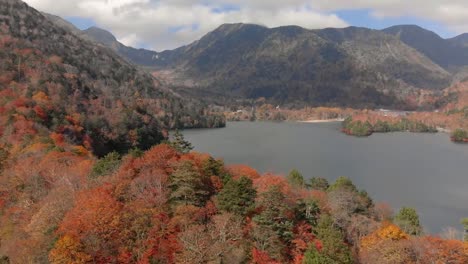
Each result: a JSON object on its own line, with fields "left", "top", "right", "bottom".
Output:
{"left": 0, "top": 0, "right": 224, "bottom": 156}
{"left": 153, "top": 24, "right": 453, "bottom": 107}
{"left": 43, "top": 13, "right": 167, "bottom": 68}
{"left": 161, "top": 24, "right": 406, "bottom": 107}
{"left": 449, "top": 33, "right": 468, "bottom": 48}
{"left": 314, "top": 26, "right": 451, "bottom": 90}
{"left": 383, "top": 25, "right": 468, "bottom": 70}
{"left": 75, "top": 23, "right": 456, "bottom": 107}
{"left": 46, "top": 14, "right": 468, "bottom": 108}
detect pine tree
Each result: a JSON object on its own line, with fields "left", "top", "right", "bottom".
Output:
{"left": 309, "top": 177, "right": 329, "bottom": 190}
{"left": 169, "top": 129, "right": 193, "bottom": 153}
{"left": 253, "top": 186, "right": 294, "bottom": 244}
{"left": 217, "top": 176, "right": 256, "bottom": 216}
{"left": 303, "top": 214, "right": 353, "bottom": 264}
{"left": 287, "top": 169, "right": 305, "bottom": 187}
{"left": 461, "top": 218, "right": 468, "bottom": 241}
{"left": 394, "top": 207, "right": 423, "bottom": 236}
{"left": 169, "top": 161, "right": 209, "bottom": 207}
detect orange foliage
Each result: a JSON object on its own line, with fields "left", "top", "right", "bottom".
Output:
{"left": 32, "top": 91, "right": 50, "bottom": 104}
{"left": 310, "top": 190, "right": 329, "bottom": 212}
{"left": 416, "top": 236, "right": 468, "bottom": 263}
{"left": 131, "top": 144, "right": 180, "bottom": 178}
{"left": 359, "top": 223, "right": 413, "bottom": 264}
{"left": 57, "top": 187, "right": 122, "bottom": 241}
{"left": 49, "top": 132, "right": 65, "bottom": 147}
{"left": 37, "top": 151, "right": 91, "bottom": 186}
{"left": 65, "top": 113, "right": 81, "bottom": 126}
{"left": 253, "top": 173, "right": 292, "bottom": 197}
{"left": 49, "top": 235, "right": 92, "bottom": 264}
{"left": 48, "top": 55, "right": 63, "bottom": 64}
{"left": 360, "top": 222, "right": 409, "bottom": 249}
{"left": 180, "top": 152, "right": 211, "bottom": 170}
{"left": 226, "top": 164, "right": 261, "bottom": 180}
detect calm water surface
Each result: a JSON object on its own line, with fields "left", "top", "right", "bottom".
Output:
{"left": 183, "top": 121, "right": 468, "bottom": 233}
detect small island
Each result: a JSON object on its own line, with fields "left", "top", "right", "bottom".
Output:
{"left": 342, "top": 117, "right": 437, "bottom": 137}
{"left": 451, "top": 128, "right": 468, "bottom": 143}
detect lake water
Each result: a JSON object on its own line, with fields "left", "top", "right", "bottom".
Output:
{"left": 183, "top": 121, "right": 468, "bottom": 233}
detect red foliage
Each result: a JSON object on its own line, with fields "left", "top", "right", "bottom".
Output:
{"left": 140, "top": 213, "right": 180, "bottom": 264}
{"left": 210, "top": 175, "right": 223, "bottom": 191}
{"left": 291, "top": 222, "right": 315, "bottom": 258}
{"left": 33, "top": 105, "right": 47, "bottom": 120}
{"left": 251, "top": 247, "right": 281, "bottom": 264}
{"left": 12, "top": 98, "right": 27, "bottom": 108}
{"left": 11, "top": 116, "right": 37, "bottom": 142}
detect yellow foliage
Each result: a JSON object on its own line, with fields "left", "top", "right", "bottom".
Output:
{"left": 32, "top": 91, "right": 50, "bottom": 104}
{"left": 359, "top": 223, "right": 414, "bottom": 264}
{"left": 22, "top": 142, "right": 50, "bottom": 154}
{"left": 72, "top": 145, "right": 89, "bottom": 156}
{"left": 360, "top": 222, "right": 409, "bottom": 249}
{"left": 49, "top": 235, "right": 92, "bottom": 264}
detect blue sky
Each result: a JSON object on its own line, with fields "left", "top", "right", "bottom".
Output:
{"left": 66, "top": 16, "right": 95, "bottom": 30}
{"left": 24, "top": 0, "right": 468, "bottom": 51}
{"left": 335, "top": 10, "right": 455, "bottom": 38}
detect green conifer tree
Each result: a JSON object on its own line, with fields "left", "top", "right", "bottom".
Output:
{"left": 217, "top": 176, "right": 256, "bottom": 216}
{"left": 170, "top": 129, "right": 194, "bottom": 153}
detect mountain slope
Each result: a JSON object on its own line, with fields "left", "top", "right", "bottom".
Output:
{"left": 163, "top": 24, "right": 405, "bottom": 107}
{"left": 0, "top": 0, "right": 224, "bottom": 156}
{"left": 43, "top": 13, "right": 168, "bottom": 68}
{"left": 46, "top": 14, "right": 467, "bottom": 108}
{"left": 315, "top": 27, "right": 451, "bottom": 90}
{"left": 383, "top": 25, "right": 468, "bottom": 70}
{"left": 448, "top": 33, "right": 468, "bottom": 47}
{"left": 154, "top": 24, "right": 456, "bottom": 107}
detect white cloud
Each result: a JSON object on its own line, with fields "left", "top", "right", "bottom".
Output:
{"left": 22, "top": 0, "right": 468, "bottom": 51}
{"left": 313, "top": 1, "right": 468, "bottom": 34}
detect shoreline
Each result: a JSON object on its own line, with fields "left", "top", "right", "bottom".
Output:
{"left": 298, "top": 118, "right": 345, "bottom": 123}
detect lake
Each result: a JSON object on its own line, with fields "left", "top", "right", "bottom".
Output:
{"left": 183, "top": 121, "right": 468, "bottom": 234}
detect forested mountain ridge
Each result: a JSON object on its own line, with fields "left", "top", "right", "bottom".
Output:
{"left": 0, "top": 0, "right": 224, "bottom": 156}
{"left": 42, "top": 12, "right": 169, "bottom": 68}
{"left": 52, "top": 19, "right": 468, "bottom": 108}
{"left": 383, "top": 25, "right": 468, "bottom": 70}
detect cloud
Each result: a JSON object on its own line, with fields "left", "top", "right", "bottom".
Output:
{"left": 23, "top": 0, "right": 468, "bottom": 51}
{"left": 313, "top": 0, "right": 468, "bottom": 33}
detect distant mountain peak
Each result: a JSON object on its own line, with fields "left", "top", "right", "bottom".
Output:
{"left": 449, "top": 33, "right": 468, "bottom": 47}
{"left": 383, "top": 25, "right": 443, "bottom": 40}
{"left": 382, "top": 24, "right": 468, "bottom": 68}
{"left": 83, "top": 26, "right": 117, "bottom": 45}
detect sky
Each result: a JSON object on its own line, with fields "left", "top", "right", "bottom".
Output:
{"left": 23, "top": 0, "right": 468, "bottom": 52}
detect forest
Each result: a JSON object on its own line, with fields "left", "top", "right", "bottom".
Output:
{"left": 1, "top": 123, "right": 467, "bottom": 263}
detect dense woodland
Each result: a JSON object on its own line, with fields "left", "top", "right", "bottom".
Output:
{"left": 1, "top": 121, "right": 467, "bottom": 263}
{"left": 1, "top": 0, "right": 225, "bottom": 139}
